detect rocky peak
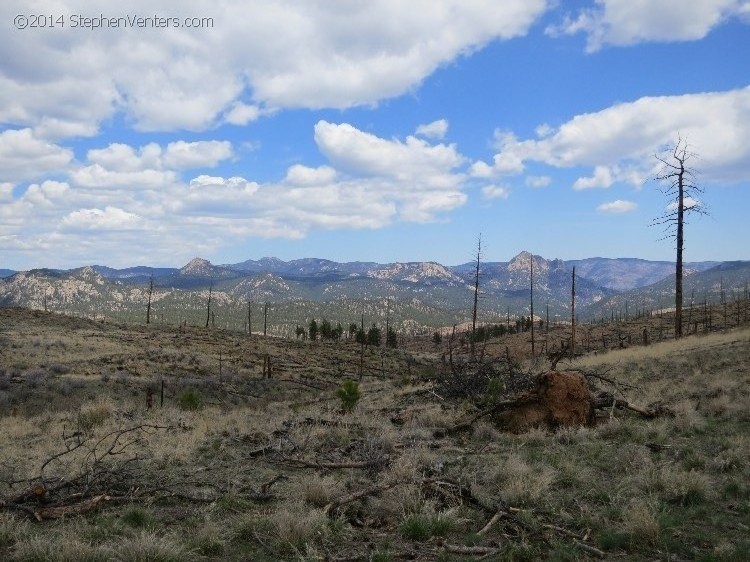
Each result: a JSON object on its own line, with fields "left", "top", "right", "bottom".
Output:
{"left": 180, "top": 257, "right": 213, "bottom": 275}
{"left": 508, "top": 251, "right": 549, "bottom": 273}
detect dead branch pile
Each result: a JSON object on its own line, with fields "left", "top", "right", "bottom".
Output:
{"left": 432, "top": 356, "right": 534, "bottom": 407}
{"left": 438, "top": 359, "right": 674, "bottom": 433}
{"left": 1, "top": 423, "right": 288, "bottom": 522}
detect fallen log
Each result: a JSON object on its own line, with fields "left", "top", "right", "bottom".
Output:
{"left": 593, "top": 392, "right": 674, "bottom": 418}
{"left": 33, "top": 494, "right": 110, "bottom": 521}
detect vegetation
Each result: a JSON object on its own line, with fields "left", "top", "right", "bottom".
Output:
{"left": 335, "top": 380, "right": 361, "bottom": 412}
{"left": 1, "top": 307, "right": 749, "bottom": 560}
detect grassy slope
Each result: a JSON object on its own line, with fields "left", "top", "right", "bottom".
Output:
{"left": 1, "top": 308, "right": 748, "bottom": 561}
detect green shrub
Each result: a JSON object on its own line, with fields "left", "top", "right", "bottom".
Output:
{"left": 121, "top": 507, "right": 155, "bottom": 530}
{"left": 177, "top": 387, "right": 203, "bottom": 411}
{"left": 336, "top": 380, "right": 361, "bottom": 412}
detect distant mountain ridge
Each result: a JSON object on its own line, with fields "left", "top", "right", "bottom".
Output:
{"left": 1, "top": 253, "right": 747, "bottom": 333}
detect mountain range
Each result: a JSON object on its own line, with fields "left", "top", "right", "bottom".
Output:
{"left": 1, "top": 252, "right": 748, "bottom": 335}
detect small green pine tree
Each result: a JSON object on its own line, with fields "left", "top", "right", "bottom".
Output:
{"left": 336, "top": 380, "right": 361, "bottom": 412}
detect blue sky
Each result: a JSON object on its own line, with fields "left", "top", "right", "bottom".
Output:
{"left": 1, "top": 1, "right": 749, "bottom": 270}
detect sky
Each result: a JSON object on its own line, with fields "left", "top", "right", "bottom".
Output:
{"left": 1, "top": 0, "right": 749, "bottom": 270}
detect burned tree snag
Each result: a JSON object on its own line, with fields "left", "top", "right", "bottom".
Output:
{"left": 652, "top": 136, "right": 706, "bottom": 339}
{"left": 205, "top": 282, "right": 213, "bottom": 328}
{"left": 571, "top": 266, "right": 576, "bottom": 356}
{"left": 146, "top": 275, "right": 154, "bottom": 324}
{"left": 471, "top": 234, "right": 482, "bottom": 359}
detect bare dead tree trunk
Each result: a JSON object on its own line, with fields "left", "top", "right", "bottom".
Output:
{"left": 263, "top": 302, "right": 269, "bottom": 336}
{"left": 530, "top": 252, "right": 535, "bottom": 356}
{"left": 652, "top": 136, "right": 705, "bottom": 339}
{"left": 359, "top": 308, "right": 365, "bottom": 380}
{"left": 146, "top": 276, "right": 153, "bottom": 325}
{"left": 571, "top": 266, "right": 576, "bottom": 356}
{"left": 675, "top": 161, "right": 685, "bottom": 338}
{"left": 247, "top": 301, "right": 253, "bottom": 336}
{"left": 205, "top": 282, "right": 213, "bottom": 328}
{"left": 471, "top": 234, "right": 482, "bottom": 359}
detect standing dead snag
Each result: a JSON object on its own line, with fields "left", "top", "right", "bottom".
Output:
{"left": 205, "top": 282, "right": 213, "bottom": 328}
{"left": 652, "top": 136, "right": 706, "bottom": 339}
{"left": 571, "top": 266, "right": 576, "bottom": 355}
{"left": 530, "top": 252, "right": 535, "bottom": 356}
{"left": 471, "top": 234, "right": 482, "bottom": 359}
{"left": 146, "top": 275, "right": 154, "bottom": 324}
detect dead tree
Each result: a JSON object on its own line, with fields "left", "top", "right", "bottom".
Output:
{"left": 571, "top": 266, "right": 576, "bottom": 355}
{"left": 652, "top": 136, "right": 706, "bottom": 338}
{"left": 146, "top": 275, "right": 154, "bottom": 324}
{"left": 205, "top": 282, "right": 213, "bottom": 328}
{"left": 247, "top": 301, "right": 253, "bottom": 336}
{"left": 263, "top": 302, "right": 269, "bottom": 336}
{"left": 471, "top": 234, "right": 482, "bottom": 359}
{"left": 530, "top": 252, "right": 535, "bottom": 356}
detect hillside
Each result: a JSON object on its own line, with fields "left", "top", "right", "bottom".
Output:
{"left": 1, "top": 307, "right": 748, "bottom": 560}
{"left": 581, "top": 260, "right": 750, "bottom": 319}
{"left": 566, "top": 257, "right": 720, "bottom": 291}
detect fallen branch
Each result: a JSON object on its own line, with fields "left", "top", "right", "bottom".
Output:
{"left": 574, "top": 540, "right": 606, "bottom": 558}
{"left": 594, "top": 392, "right": 673, "bottom": 418}
{"left": 282, "top": 457, "right": 390, "bottom": 470}
{"left": 33, "top": 494, "right": 110, "bottom": 521}
{"left": 444, "top": 395, "right": 539, "bottom": 435}
{"left": 477, "top": 509, "right": 507, "bottom": 535}
{"left": 442, "top": 543, "right": 500, "bottom": 557}
{"left": 323, "top": 481, "right": 401, "bottom": 515}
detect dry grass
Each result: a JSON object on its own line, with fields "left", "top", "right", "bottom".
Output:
{"left": 1, "top": 308, "right": 749, "bottom": 560}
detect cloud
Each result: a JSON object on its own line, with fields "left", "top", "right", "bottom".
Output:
{"left": 223, "top": 102, "right": 262, "bottom": 125}
{"left": 666, "top": 197, "right": 702, "bottom": 212}
{"left": 70, "top": 165, "right": 177, "bottom": 189}
{"left": 0, "top": 129, "right": 73, "bottom": 181}
{"left": 416, "top": 119, "right": 449, "bottom": 139}
{"left": 525, "top": 175, "right": 551, "bottom": 188}
{"left": 474, "top": 86, "right": 750, "bottom": 186}
{"left": 163, "top": 141, "right": 233, "bottom": 169}
{"left": 284, "top": 165, "right": 337, "bottom": 186}
{"left": 1, "top": 121, "right": 473, "bottom": 267}
{"left": 69, "top": 139, "right": 234, "bottom": 190}
{"left": 0, "top": 0, "right": 549, "bottom": 135}
{"left": 597, "top": 199, "right": 637, "bottom": 213}
{"left": 314, "top": 120, "right": 465, "bottom": 188}
{"left": 61, "top": 206, "right": 145, "bottom": 231}
{"left": 482, "top": 185, "right": 511, "bottom": 200}
{"left": 548, "top": 0, "right": 749, "bottom": 51}
{"left": 573, "top": 165, "right": 613, "bottom": 190}
{"left": 0, "top": 183, "right": 14, "bottom": 201}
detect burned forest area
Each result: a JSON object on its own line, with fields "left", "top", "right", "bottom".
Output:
{"left": 1, "top": 305, "right": 749, "bottom": 561}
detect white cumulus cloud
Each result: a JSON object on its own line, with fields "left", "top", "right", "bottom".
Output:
{"left": 415, "top": 119, "right": 449, "bottom": 139}
{"left": 474, "top": 86, "right": 750, "bottom": 187}
{"left": 548, "top": 0, "right": 749, "bottom": 51}
{"left": 482, "top": 185, "right": 511, "bottom": 200}
{"left": 0, "top": 0, "right": 549, "bottom": 135}
{"left": 61, "top": 206, "right": 145, "bottom": 230}
{"left": 573, "top": 165, "right": 614, "bottom": 190}
{"left": 597, "top": 199, "right": 637, "bottom": 213}
{"left": 163, "top": 141, "right": 234, "bottom": 169}
{"left": 314, "top": 120, "right": 465, "bottom": 188}
{"left": 0, "top": 129, "right": 73, "bottom": 181}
